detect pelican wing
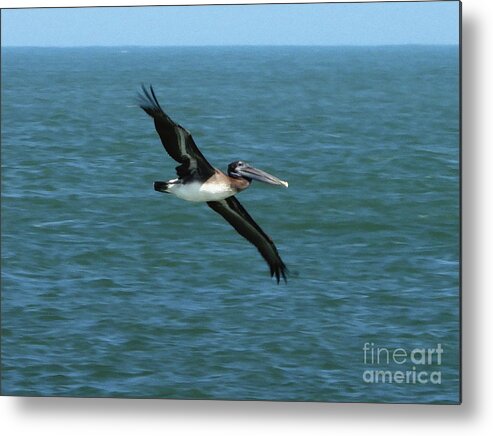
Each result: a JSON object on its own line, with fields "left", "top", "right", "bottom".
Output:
{"left": 207, "top": 197, "right": 287, "bottom": 284}
{"left": 139, "top": 85, "right": 216, "bottom": 180}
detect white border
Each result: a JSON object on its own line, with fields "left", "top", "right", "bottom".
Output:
{"left": 0, "top": 0, "right": 453, "bottom": 8}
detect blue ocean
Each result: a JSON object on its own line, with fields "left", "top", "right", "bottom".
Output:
{"left": 1, "top": 46, "right": 460, "bottom": 403}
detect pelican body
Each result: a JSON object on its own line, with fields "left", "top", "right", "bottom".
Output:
{"left": 139, "top": 86, "right": 288, "bottom": 283}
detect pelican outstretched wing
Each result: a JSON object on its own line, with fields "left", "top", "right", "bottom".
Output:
{"left": 207, "top": 197, "right": 287, "bottom": 284}
{"left": 139, "top": 85, "right": 216, "bottom": 180}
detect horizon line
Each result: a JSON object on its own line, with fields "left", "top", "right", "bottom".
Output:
{"left": 2, "top": 43, "right": 459, "bottom": 48}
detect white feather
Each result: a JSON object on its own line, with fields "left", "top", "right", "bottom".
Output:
{"left": 168, "top": 182, "right": 235, "bottom": 202}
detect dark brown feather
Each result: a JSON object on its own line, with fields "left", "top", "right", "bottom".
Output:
{"left": 207, "top": 197, "right": 287, "bottom": 284}
{"left": 139, "top": 85, "right": 215, "bottom": 180}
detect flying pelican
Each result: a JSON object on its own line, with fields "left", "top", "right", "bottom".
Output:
{"left": 139, "top": 85, "right": 288, "bottom": 283}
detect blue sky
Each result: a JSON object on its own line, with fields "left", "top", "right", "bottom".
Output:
{"left": 1, "top": 1, "right": 460, "bottom": 46}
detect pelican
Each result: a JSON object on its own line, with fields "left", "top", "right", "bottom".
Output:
{"left": 139, "top": 85, "right": 288, "bottom": 283}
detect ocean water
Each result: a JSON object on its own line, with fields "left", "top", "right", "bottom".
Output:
{"left": 1, "top": 46, "right": 460, "bottom": 403}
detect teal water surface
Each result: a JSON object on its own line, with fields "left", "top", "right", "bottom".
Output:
{"left": 1, "top": 46, "right": 460, "bottom": 403}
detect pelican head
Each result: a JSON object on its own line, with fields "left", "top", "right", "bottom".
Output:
{"left": 227, "top": 161, "right": 288, "bottom": 188}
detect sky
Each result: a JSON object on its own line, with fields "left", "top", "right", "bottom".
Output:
{"left": 1, "top": 1, "right": 460, "bottom": 47}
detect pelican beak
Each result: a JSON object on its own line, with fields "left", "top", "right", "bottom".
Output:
{"left": 237, "top": 164, "right": 288, "bottom": 188}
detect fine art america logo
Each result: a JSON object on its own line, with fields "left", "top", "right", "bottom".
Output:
{"left": 362, "top": 342, "right": 443, "bottom": 385}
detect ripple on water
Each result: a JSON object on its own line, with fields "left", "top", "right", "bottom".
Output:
{"left": 1, "top": 46, "right": 459, "bottom": 403}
